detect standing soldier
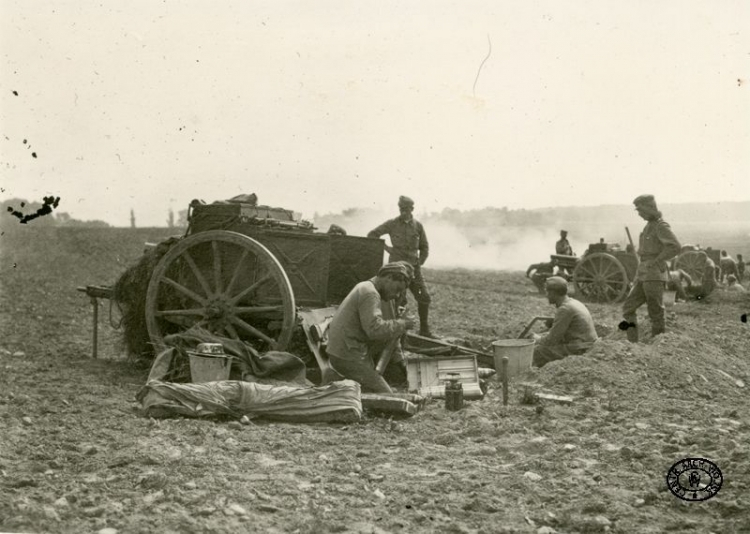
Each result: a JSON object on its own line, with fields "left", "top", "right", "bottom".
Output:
{"left": 621, "top": 195, "right": 681, "bottom": 342}
{"left": 368, "top": 196, "right": 434, "bottom": 337}
{"left": 555, "top": 230, "right": 574, "bottom": 256}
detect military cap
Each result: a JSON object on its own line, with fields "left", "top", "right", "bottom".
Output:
{"left": 394, "top": 260, "right": 414, "bottom": 281}
{"left": 378, "top": 262, "right": 411, "bottom": 281}
{"left": 633, "top": 194, "right": 658, "bottom": 209}
{"left": 398, "top": 195, "right": 415, "bottom": 208}
{"left": 560, "top": 229, "right": 568, "bottom": 235}
{"left": 545, "top": 276, "right": 568, "bottom": 293}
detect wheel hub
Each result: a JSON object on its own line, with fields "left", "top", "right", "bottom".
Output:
{"left": 205, "top": 298, "right": 229, "bottom": 320}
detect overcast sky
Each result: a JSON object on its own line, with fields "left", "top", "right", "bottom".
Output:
{"left": 1, "top": 0, "right": 748, "bottom": 227}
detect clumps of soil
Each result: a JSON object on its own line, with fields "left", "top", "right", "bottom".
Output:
{"left": 536, "top": 330, "right": 749, "bottom": 407}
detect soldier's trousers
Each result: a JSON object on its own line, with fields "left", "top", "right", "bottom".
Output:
{"left": 622, "top": 280, "right": 666, "bottom": 335}
{"left": 328, "top": 354, "right": 393, "bottom": 394}
{"left": 398, "top": 264, "right": 431, "bottom": 307}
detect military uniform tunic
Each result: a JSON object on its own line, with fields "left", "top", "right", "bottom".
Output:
{"left": 622, "top": 217, "right": 681, "bottom": 337}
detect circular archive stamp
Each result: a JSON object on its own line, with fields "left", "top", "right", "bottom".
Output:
{"left": 666, "top": 457, "right": 723, "bottom": 502}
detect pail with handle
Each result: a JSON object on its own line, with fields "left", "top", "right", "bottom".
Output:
{"left": 491, "top": 339, "right": 535, "bottom": 379}
{"left": 187, "top": 343, "right": 232, "bottom": 383}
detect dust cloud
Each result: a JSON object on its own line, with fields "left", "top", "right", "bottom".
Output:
{"left": 314, "top": 209, "right": 563, "bottom": 272}
{"left": 425, "top": 222, "right": 561, "bottom": 271}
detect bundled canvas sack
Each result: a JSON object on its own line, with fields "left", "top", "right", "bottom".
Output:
{"left": 137, "top": 379, "right": 362, "bottom": 423}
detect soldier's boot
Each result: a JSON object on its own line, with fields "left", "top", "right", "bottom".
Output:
{"left": 626, "top": 323, "right": 639, "bottom": 343}
{"left": 651, "top": 323, "right": 666, "bottom": 337}
{"left": 417, "top": 303, "right": 435, "bottom": 338}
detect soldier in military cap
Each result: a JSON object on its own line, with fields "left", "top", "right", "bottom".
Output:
{"left": 621, "top": 194, "right": 681, "bottom": 342}
{"left": 327, "top": 262, "right": 416, "bottom": 393}
{"left": 531, "top": 276, "right": 598, "bottom": 367}
{"left": 555, "top": 230, "right": 574, "bottom": 256}
{"left": 368, "top": 196, "right": 434, "bottom": 337}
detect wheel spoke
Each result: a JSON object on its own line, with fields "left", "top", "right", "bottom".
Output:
{"left": 160, "top": 276, "right": 208, "bottom": 306}
{"left": 180, "top": 250, "right": 214, "bottom": 299}
{"left": 598, "top": 261, "right": 616, "bottom": 278}
{"left": 212, "top": 241, "right": 222, "bottom": 295}
{"left": 155, "top": 308, "right": 206, "bottom": 317}
{"left": 225, "top": 249, "right": 250, "bottom": 297}
{"left": 230, "top": 316, "right": 276, "bottom": 346}
{"left": 225, "top": 323, "right": 240, "bottom": 340}
{"left": 233, "top": 305, "right": 285, "bottom": 315}
{"left": 228, "top": 274, "right": 273, "bottom": 305}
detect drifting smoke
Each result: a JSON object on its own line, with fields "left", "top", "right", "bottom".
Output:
{"left": 425, "top": 222, "right": 561, "bottom": 271}
{"left": 314, "top": 208, "right": 565, "bottom": 271}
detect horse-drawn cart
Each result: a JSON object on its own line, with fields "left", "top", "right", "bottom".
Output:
{"left": 145, "top": 198, "right": 384, "bottom": 353}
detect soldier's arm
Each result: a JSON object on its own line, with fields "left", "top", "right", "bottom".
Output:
{"left": 359, "top": 291, "right": 407, "bottom": 341}
{"left": 367, "top": 220, "right": 392, "bottom": 239}
{"left": 539, "top": 305, "right": 573, "bottom": 346}
{"left": 418, "top": 222, "right": 429, "bottom": 265}
{"left": 655, "top": 222, "right": 681, "bottom": 263}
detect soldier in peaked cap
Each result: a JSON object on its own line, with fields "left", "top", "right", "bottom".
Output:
{"left": 326, "top": 262, "right": 416, "bottom": 393}
{"left": 531, "top": 276, "right": 598, "bottom": 367}
{"left": 555, "top": 230, "right": 574, "bottom": 256}
{"left": 368, "top": 196, "right": 434, "bottom": 337}
{"left": 621, "top": 194, "right": 681, "bottom": 342}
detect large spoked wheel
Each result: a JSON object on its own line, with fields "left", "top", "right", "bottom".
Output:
{"left": 573, "top": 253, "right": 629, "bottom": 303}
{"left": 145, "top": 231, "right": 296, "bottom": 352}
{"left": 675, "top": 251, "right": 705, "bottom": 282}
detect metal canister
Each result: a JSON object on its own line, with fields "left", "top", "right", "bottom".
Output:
{"left": 444, "top": 373, "right": 464, "bottom": 411}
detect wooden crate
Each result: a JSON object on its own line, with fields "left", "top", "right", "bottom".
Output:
{"left": 405, "top": 354, "right": 483, "bottom": 399}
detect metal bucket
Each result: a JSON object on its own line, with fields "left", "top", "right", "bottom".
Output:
{"left": 663, "top": 290, "right": 676, "bottom": 307}
{"left": 188, "top": 353, "right": 231, "bottom": 383}
{"left": 491, "top": 339, "right": 535, "bottom": 379}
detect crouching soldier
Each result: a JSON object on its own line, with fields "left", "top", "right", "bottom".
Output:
{"left": 326, "top": 262, "right": 415, "bottom": 393}
{"left": 532, "top": 276, "right": 598, "bottom": 367}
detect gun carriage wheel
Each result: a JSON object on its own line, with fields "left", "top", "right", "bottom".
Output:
{"left": 572, "top": 252, "right": 629, "bottom": 303}
{"left": 145, "top": 230, "right": 296, "bottom": 352}
{"left": 674, "top": 250, "right": 705, "bottom": 282}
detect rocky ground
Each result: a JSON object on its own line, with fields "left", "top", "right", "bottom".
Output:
{"left": 1, "top": 226, "right": 749, "bottom": 533}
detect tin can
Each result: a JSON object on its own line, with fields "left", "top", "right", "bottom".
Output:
{"left": 445, "top": 373, "right": 464, "bottom": 411}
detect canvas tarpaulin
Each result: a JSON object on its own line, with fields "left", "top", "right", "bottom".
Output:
{"left": 137, "top": 379, "right": 362, "bottom": 423}
{"left": 148, "top": 327, "right": 309, "bottom": 385}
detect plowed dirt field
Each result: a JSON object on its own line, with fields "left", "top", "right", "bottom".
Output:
{"left": 2, "top": 227, "right": 749, "bottom": 533}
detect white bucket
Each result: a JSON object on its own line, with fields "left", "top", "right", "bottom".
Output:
{"left": 189, "top": 354, "right": 231, "bottom": 383}
{"left": 663, "top": 290, "right": 676, "bottom": 307}
{"left": 491, "top": 339, "right": 535, "bottom": 379}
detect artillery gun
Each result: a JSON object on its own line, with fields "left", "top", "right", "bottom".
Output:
{"left": 672, "top": 244, "right": 721, "bottom": 282}
{"left": 528, "top": 231, "right": 639, "bottom": 303}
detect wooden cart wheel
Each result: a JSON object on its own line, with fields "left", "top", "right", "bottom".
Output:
{"left": 145, "top": 230, "right": 296, "bottom": 352}
{"left": 573, "top": 252, "right": 629, "bottom": 303}
{"left": 675, "top": 250, "right": 705, "bottom": 283}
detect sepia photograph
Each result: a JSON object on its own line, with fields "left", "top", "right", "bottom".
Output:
{"left": 1, "top": 1, "right": 748, "bottom": 532}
